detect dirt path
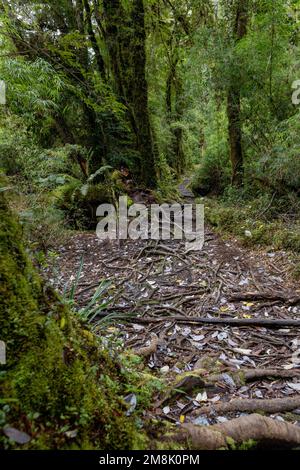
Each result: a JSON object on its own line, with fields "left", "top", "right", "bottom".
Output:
{"left": 45, "top": 181, "right": 300, "bottom": 426}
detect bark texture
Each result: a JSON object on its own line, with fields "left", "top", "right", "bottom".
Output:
{"left": 103, "top": 0, "right": 157, "bottom": 187}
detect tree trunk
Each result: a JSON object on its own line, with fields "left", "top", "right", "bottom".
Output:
{"left": 165, "top": 42, "right": 186, "bottom": 175}
{"left": 83, "top": 0, "right": 106, "bottom": 77}
{"left": 131, "top": 0, "right": 157, "bottom": 187}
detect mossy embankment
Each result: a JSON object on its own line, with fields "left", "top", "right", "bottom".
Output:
{"left": 199, "top": 196, "right": 300, "bottom": 278}
{"left": 0, "top": 188, "right": 148, "bottom": 450}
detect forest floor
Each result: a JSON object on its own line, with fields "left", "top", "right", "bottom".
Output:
{"left": 44, "top": 180, "right": 300, "bottom": 428}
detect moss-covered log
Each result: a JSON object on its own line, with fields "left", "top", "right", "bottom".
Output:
{"left": 0, "top": 188, "right": 145, "bottom": 449}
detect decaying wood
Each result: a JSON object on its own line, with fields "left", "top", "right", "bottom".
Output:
{"left": 195, "top": 396, "right": 300, "bottom": 415}
{"left": 133, "top": 315, "right": 300, "bottom": 328}
{"left": 133, "top": 333, "right": 159, "bottom": 357}
{"left": 171, "top": 414, "right": 300, "bottom": 449}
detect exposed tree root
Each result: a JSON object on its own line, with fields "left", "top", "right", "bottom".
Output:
{"left": 195, "top": 396, "right": 300, "bottom": 415}
{"left": 228, "top": 292, "right": 300, "bottom": 306}
{"left": 242, "top": 369, "right": 300, "bottom": 382}
{"left": 206, "top": 368, "right": 300, "bottom": 387}
{"left": 171, "top": 414, "right": 300, "bottom": 449}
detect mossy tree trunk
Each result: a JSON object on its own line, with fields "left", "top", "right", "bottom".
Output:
{"left": 227, "top": 0, "right": 249, "bottom": 186}
{"left": 166, "top": 51, "right": 186, "bottom": 175}
{"left": 172, "top": 73, "right": 186, "bottom": 176}
{"left": 165, "top": 29, "right": 186, "bottom": 176}
{"left": 0, "top": 189, "right": 144, "bottom": 450}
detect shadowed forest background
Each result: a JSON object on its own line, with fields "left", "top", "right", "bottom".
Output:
{"left": 1, "top": 0, "right": 300, "bottom": 451}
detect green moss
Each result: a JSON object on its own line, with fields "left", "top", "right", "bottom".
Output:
{"left": 0, "top": 186, "right": 147, "bottom": 450}
{"left": 52, "top": 181, "right": 113, "bottom": 229}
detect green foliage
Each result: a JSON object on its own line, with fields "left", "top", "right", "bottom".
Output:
{"left": 202, "top": 195, "right": 300, "bottom": 254}
{"left": 192, "top": 146, "right": 231, "bottom": 196}
{"left": 226, "top": 437, "right": 257, "bottom": 451}
{"left": 120, "top": 354, "right": 165, "bottom": 411}
{"left": 0, "top": 116, "right": 37, "bottom": 177}
{"left": 154, "top": 154, "right": 179, "bottom": 202}
{"left": 0, "top": 58, "right": 66, "bottom": 146}
{"left": 0, "top": 188, "right": 148, "bottom": 450}
{"left": 19, "top": 201, "right": 67, "bottom": 253}
{"left": 252, "top": 112, "right": 300, "bottom": 194}
{"left": 0, "top": 116, "right": 83, "bottom": 183}
{"left": 0, "top": 172, "right": 68, "bottom": 254}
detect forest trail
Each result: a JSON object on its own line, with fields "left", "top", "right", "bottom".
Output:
{"left": 46, "top": 180, "right": 300, "bottom": 425}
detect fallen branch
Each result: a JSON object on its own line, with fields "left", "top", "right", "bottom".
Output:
{"left": 131, "top": 315, "right": 300, "bottom": 328}
{"left": 171, "top": 413, "right": 300, "bottom": 449}
{"left": 228, "top": 292, "right": 300, "bottom": 306}
{"left": 195, "top": 396, "right": 300, "bottom": 415}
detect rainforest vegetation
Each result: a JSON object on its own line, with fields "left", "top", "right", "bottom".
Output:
{"left": 1, "top": 0, "right": 300, "bottom": 452}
